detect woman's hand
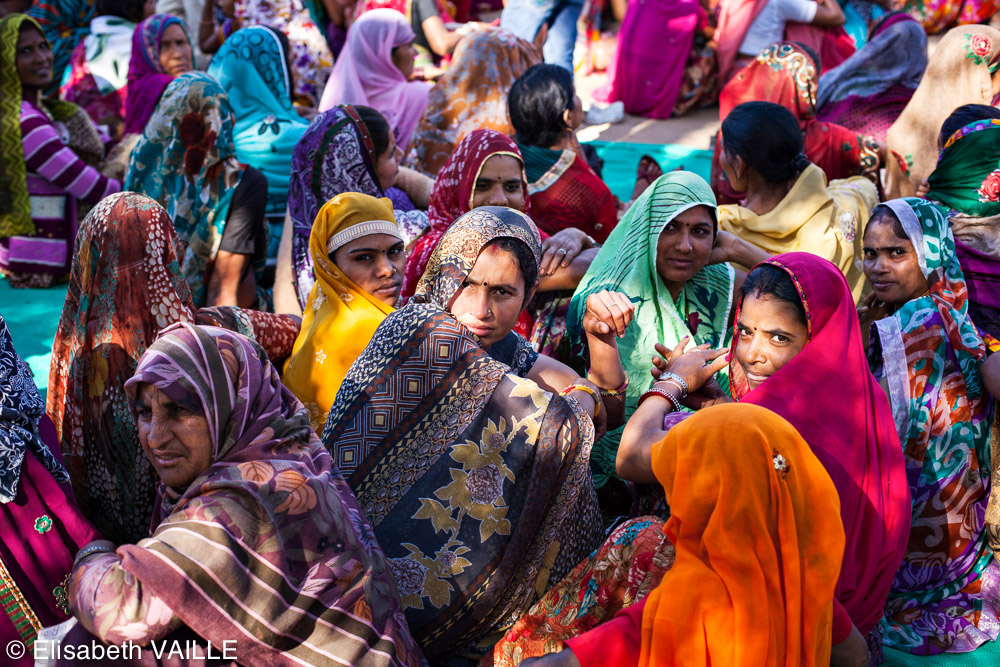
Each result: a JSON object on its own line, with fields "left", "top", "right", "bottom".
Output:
{"left": 857, "top": 291, "right": 890, "bottom": 348}
{"left": 915, "top": 178, "right": 930, "bottom": 198}
{"left": 582, "top": 290, "right": 635, "bottom": 339}
{"left": 830, "top": 625, "right": 871, "bottom": 667}
{"left": 707, "top": 230, "right": 740, "bottom": 265}
{"left": 539, "top": 228, "right": 593, "bottom": 276}
{"left": 650, "top": 337, "right": 727, "bottom": 395}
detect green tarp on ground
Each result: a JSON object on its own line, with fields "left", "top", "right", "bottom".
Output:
{"left": 0, "top": 278, "right": 67, "bottom": 399}
{"left": 584, "top": 141, "right": 713, "bottom": 202}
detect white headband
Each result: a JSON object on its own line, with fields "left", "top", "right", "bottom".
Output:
{"left": 326, "top": 220, "right": 402, "bottom": 254}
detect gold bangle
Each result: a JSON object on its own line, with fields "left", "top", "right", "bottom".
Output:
{"left": 561, "top": 383, "right": 601, "bottom": 417}
{"left": 589, "top": 370, "right": 629, "bottom": 396}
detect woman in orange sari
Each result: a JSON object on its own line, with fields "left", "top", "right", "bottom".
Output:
{"left": 517, "top": 402, "right": 845, "bottom": 666}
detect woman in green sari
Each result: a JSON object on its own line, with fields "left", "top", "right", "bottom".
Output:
{"left": 567, "top": 171, "right": 768, "bottom": 489}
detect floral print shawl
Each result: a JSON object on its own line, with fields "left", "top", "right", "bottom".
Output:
{"left": 869, "top": 197, "right": 999, "bottom": 654}
{"left": 124, "top": 71, "right": 245, "bottom": 307}
{"left": 72, "top": 322, "right": 424, "bottom": 666}
{"left": 406, "top": 28, "right": 541, "bottom": 176}
{"left": 322, "top": 208, "right": 601, "bottom": 660}
{"left": 47, "top": 193, "right": 298, "bottom": 545}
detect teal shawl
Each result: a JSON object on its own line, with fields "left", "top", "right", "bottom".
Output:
{"left": 207, "top": 26, "right": 309, "bottom": 224}
{"left": 567, "top": 172, "right": 734, "bottom": 487}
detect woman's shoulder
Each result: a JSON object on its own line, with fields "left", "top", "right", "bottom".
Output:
{"left": 827, "top": 175, "right": 879, "bottom": 211}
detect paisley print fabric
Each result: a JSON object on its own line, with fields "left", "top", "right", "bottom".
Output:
{"left": 869, "top": 198, "right": 999, "bottom": 654}
{"left": 124, "top": 72, "right": 245, "bottom": 306}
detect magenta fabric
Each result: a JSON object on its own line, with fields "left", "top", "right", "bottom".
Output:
{"left": 317, "top": 9, "right": 431, "bottom": 149}
{"left": 123, "top": 15, "right": 187, "bottom": 135}
{"left": 728, "top": 252, "right": 911, "bottom": 642}
{"left": 814, "top": 86, "right": 915, "bottom": 143}
{"left": 956, "top": 238, "right": 1000, "bottom": 338}
{"left": 594, "top": 0, "right": 704, "bottom": 118}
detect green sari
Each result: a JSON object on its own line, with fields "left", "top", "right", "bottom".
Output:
{"left": 567, "top": 172, "right": 734, "bottom": 487}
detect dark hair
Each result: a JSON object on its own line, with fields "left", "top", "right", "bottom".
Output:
{"left": 483, "top": 237, "right": 539, "bottom": 291}
{"left": 938, "top": 104, "right": 1000, "bottom": 148}
{"left": 721, "top": 101, "right": 808, "bottom": 184}
{"left": 266, "top": 25, "right": 291, "bottom": 62}
{"left": 95, "top": 0, "right": 146, "bottom": 22}
{"left": 508, "top": 63, "right": 576, "bottom": 148}
{"left": 865, "top": 206, "right": 907, "bottom": 242}
{"left": 355, "top": 105, "right": 392, "bottom": 158}
{"left": 740, "top": 263, "right": 807, "bottom": 327}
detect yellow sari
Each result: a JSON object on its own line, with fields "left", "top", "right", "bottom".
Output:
{"left": 717, "top": 163, "right": 877, "bottom": 303}
{"left": 283, "top": 193, "right": 400, "bottom": 432}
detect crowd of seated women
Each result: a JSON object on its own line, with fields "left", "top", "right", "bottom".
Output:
{"left": 3, "top": 0, "right": 1000, "bottom": 666}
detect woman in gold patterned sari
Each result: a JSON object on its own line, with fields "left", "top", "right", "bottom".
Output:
{"left": 321, "top": 207, "right": 605, "bottom": 663}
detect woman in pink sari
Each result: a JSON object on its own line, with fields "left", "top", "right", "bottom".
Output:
{"left": 318, "top": 8, "right": 431, "bottom": 150}
{"left": 0, "top": 316, "right": 99, "bottom": 666}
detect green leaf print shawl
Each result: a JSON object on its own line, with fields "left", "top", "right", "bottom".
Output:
{"left": 124, "top": 71, "right": 245, "bottom": 307}
{"left": 927, "top": 118, "right": 1000, "bottom": 218}
{"left": 568, "top": 172, "right": 734, "bottom": 487}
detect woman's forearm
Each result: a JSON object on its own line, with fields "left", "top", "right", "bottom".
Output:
{"left": 616, "top": 395, "right": 671, "bottom": 484}
{"left": 585, "top": 331, "right": 627, "bottom": 427}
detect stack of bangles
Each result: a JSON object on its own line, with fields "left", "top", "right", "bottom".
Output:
{"left": 560, "top": 383, "right": 602, "bottom": 417}
{"left": 217, "top": 18, "right": 235, "bottom": 43}
{"left": 637, "top": 372, "right": 688, "bottom": 413}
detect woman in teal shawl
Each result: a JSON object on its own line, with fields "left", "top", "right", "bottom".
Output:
{"left": 207, "top": 25, "right": 309, "bottom": 259}
{"left": 568, "top": 171, "right": 766, "bottom": 488}
{"left": 862, "top": 198, "right": 999, "bottom": 656}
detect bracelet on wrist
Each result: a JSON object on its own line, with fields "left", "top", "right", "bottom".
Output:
{"left": 587, "top": 370, "right": 629, "bottom": 397}
{"left": 560, "top": 383, "right": 602, "bottom": 418}
{"left": 73, "top": 544, "right": 114, "bottom": 568}
{"left": 638, "top": 384, "right": 682, "bottom": 413}
{"left": 660, "top": 372, "right": 688, "bottom": 399}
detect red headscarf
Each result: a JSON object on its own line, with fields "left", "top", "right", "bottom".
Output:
{"left": 729, "top": 252, "right": 911, "bottom": 642}
{"left": 401, "top": 129, "right": 530, "bottom": 298}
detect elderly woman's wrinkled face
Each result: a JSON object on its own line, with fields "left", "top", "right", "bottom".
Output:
{"left": 15, "top": 26, "right": 53, "bottom": 91}
{"left": 332, "top": 233, "right": 406, "bottom": 306}
{"left": 448, "top": 242, "right": 531, "bottom": 349}
{"left": 159, "top": 24, "right": 193, "bottom": 77}
{"left": 472, "top": 155, "right": 526, "bottom": 211}
{"left": 655, "top": 205, "right": 715, "bottom": 289}
{"left": 135, "top": 383, "right": 213, "bottom": 488}
{"left": 862, "top": 211, "right": 927, "bottom": 308}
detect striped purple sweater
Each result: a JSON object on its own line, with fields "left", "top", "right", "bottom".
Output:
{"left": 21, "top": 101, "right": 120, "bottom": 204}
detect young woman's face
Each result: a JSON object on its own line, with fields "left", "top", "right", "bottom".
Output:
{"left": 449, "top": 244, "right": 530, "bottom": 348}
{"left": 391, "top": 40, "right": 416, "bottom": 80}
{"left": 862, "top": 212, "right": 927, "bottom": 308}
{"left": 159, "top": 23, "right": 193, "bottom": 77}
{"left": 471, "top": 155, "right": 526, "bottom": 210}
{"left": 332, "top": 233, "right": 406, "bottom": 305}
{"left": 734, "top": 293, "right": 809, "bottom": 391}
{"left": 375, "top": 132, "right": 403, "bottom": 191}
{"left": 655, "top": 205, "right": 715, "bottom": 289}
{"left": 717, "top": 131, "right": 750, "bottom": 193}
{"left": 135, "top": 383, "right": 214, "bottom": 489}
{"left": 15, "top": 26, "right": 53, "bottom": 91}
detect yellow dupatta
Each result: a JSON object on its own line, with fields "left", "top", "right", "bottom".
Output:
{"left": 283, "top": 193, "right": 400, "bottom": 432}
{"left": 716, "top": 164, "right": 877, "bottom": 303}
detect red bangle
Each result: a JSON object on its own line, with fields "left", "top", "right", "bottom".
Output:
{"left": 638, "top": 385, "right": 682, "bottom": 413}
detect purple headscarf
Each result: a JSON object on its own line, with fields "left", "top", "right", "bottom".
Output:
{"left": 317, "top": 9, "right": 431, "bottom": 149}
{"left": 124, "top": 14, "right": 192, "bottom": 135}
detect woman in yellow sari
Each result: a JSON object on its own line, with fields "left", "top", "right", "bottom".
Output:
{"left": 282, "top": 193, "right": 405, "bottom": 432}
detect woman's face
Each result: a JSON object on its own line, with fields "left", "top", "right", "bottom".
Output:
{"left": 734, "top": 293, "right": 809, "bottom": 391}
{"left": 565, "top": 93, "right": 584, "bottom": 131}
{"left": 717, "top": 132, "right": 747, "bottom": 193}
{"left": 159, "top": 24, "right": 193, "bottom": 77}
{"left": 862, "top": 212, "right": 927, "bottom": 308}
{"left": 135, "top": 383, "right": 214, "bottom": 489}
{"left": 472, "top": 155, "right": 526, "bottom": 210}
{"left": 655, "top": 205, "right": 715, "bottom": 289}
{"left": 391, "top": 40, "right": 416, "bottom": 80}
{"left": 375, "top": 132, "right": 402, "bottom": 191}
{"left": 15, "top": 26, "right": 53, "bottom": 91}
{"left": 449, "top": 244, "right": 530, "bottom": 349}
{"left": 332, "top": 233, "right": 406, "bottom": 305}
{"left": 143, "top": 0, "right": 157, "bottom": 18}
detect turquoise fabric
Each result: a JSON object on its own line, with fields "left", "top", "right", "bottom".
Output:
{"left": 883, "top": 641, "right": 1000, "bottom": 666}
{"left": 207, "top": 26, "right": 309, "bottom": 242}
{"left": 582, "top": 141, "right": 712, "bottom": 202}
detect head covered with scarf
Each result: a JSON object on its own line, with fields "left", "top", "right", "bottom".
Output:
{"left": 402, "top": 129, "right": 530, "bottom": 298}
{"left": 283, "top": 193, "right": 402, "bottom": 433}
{"left": 124, "top": 14, "right": 193, "bottom": 135}
{"left": 639, "top": 402, "right": 844, "bottom": 666}
{"left": 124, "top": 71, "right": 245, "bottom": 306}
{"left": 729, "top": 252, "right": 910, "bottom": 642}
{"left": 568, "top": 172, "right": 734, "bottom": 486}
{"left": 115, "top": 322, "right": 423, "bottom": 665}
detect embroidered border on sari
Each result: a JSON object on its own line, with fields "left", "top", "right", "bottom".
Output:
{"left": 873, "top": 315, "right": 910, "bottom": 439}
{"left": 0, "top": 553, "right": 42, "bottom": 646}
{"left": 528, "top": 149, "right": 576, "bottom": 196}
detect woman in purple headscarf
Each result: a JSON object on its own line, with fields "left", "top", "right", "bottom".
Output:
{"left": 123, "top": 14, "right": 193, "bottom": 137}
